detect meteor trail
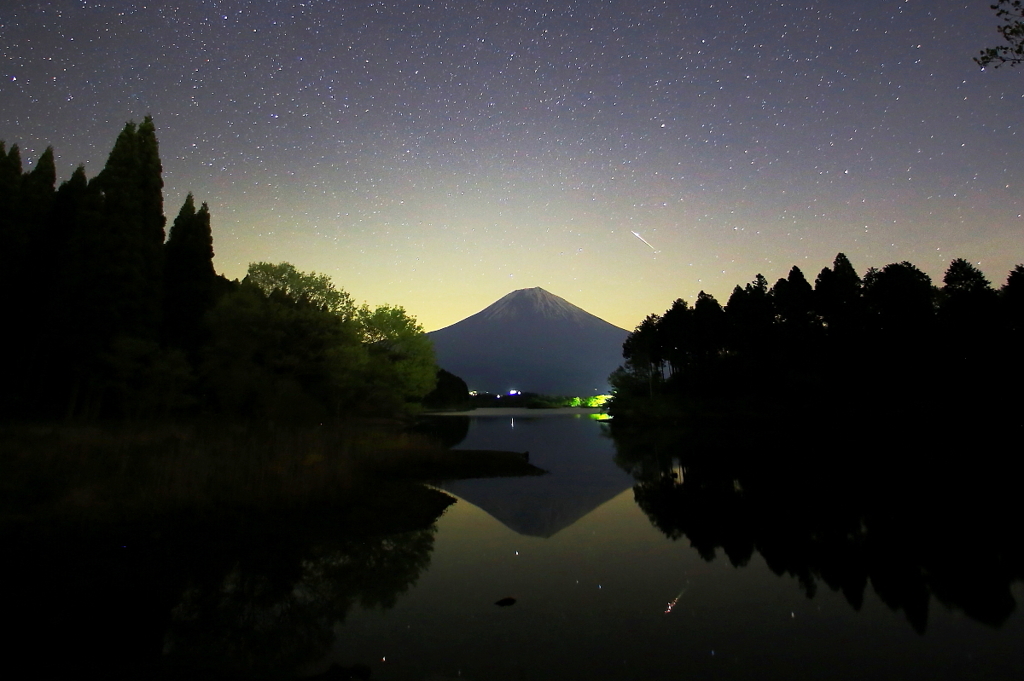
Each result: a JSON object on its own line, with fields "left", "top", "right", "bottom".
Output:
{"left": 664, "top": 586, "right": 688, "bottom": 614}
{"left": 631, "top": 230, "right": 657, "bottom": 251}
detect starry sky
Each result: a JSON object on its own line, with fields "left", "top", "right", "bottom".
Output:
{"left": 2, "top": 1, "right": 1022, "bottom": 332}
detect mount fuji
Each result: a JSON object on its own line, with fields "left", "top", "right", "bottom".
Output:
{"left": 427, "top": 287, "right": 629, "bottom": 395}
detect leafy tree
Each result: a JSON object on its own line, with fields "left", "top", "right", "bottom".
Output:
{"left": 862, "top": 261, "right": 935, "bottom": 337}
{"left": 205, "top": 263, "right": 436, "bottom": 419}
{"left": 245, "top": 261, "right": 354, "bottom": 316}
{"left": 202, "top": 281, "right": 365, "bottom": 421}
{"left": 355, "top": 303, "right": 437, "bottom": 412}
{"left": 976, "top": 1, "right": 1024, "bottom": 68}
{"left": 939, "top": 259, "right": 999, "bottom": 359}
{"left": 942, "top": 258, "right": 993, "bottom": 296}
{"left": 423, "top": 369, "right": 470, "bottom": 410}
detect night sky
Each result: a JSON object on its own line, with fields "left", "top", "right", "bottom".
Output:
{"left": 3, "top": 1, "right": 1022, "bottom": 332}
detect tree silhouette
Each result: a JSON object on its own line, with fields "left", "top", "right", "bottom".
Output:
{"left": 772, "top": 266, "right": 816, "bottom": 332}
{"left": 862, "top": 261, "right": 935, "bottom": 339}
{"left": 976, "top": 0, "right": 1024, "bottom": 68}
{"left": 725, "top": 273, "right": 775, "bottom": 357}
{"left": 691, "top": 291, "right": 726, "bottom": 362}
{"left": 90, "top": 119, "right": 166, "bottom": 341}
{"left": 11, "top": 150, "right": 58, "bottom": 413}
{"left": 657, "top": 298, "right": 692, "bottom": 378}
{"left": 814, "top": 253, "right": 862, "bottom": 340}
{"left": 423, "top": 369, "right": 470, "bottom": 410}
{"left": 939, "top": 259, "right": 998, "bottom": 340}
{"left": 0, "top": 122, "right": 449, "bottom": 422}
{"left": 618, "top": 313, "right": 664, "bottom": 397}
{"left": 163, "top": 194, "right": 216, "bottom": 357}
{"left": 1002, "top": 264, "right": 1024, "bottom": 340}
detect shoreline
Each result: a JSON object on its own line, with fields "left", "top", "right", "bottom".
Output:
{"left": 422, "top": 407, "right": 606, "bottom": 417}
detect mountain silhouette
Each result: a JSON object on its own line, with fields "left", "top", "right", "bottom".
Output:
{"left": 428, "top": 287, "right": 629, "bottom": 395}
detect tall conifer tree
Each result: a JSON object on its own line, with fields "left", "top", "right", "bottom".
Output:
{"left": 0, "top": 143, "right": 23, "bottom": 280}
{"left": 137, "top": 116, "right": 166, "bottom": 318}
{"left": 90, "top": 118, "right": 166, "bottom": 341}
{"left": 164, "top": 193, "right": 216, "bottom": 356}
{"left": 15, "top": 149, "right": 58, "bottom": 396}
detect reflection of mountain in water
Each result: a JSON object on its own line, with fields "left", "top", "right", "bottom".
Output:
{"left": 437, "top": 415, "right": 634, "bottom": 538}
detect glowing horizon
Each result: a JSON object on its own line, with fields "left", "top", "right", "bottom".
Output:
{"left": 3, "top": 2, "right": 1021, "bottom": 333}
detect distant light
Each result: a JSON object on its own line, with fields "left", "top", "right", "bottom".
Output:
{"left": 508, "top": 389, "right": 520, "bottom": 395}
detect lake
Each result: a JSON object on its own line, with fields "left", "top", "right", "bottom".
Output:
{"left": 316, "top": 411, "right": 1024, "bottom": 681}
{"left": 6, "top": 412, "right": 1021, "bottom": 680}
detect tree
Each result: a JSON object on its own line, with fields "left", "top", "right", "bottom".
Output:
{"left": 691, "top": 291, "right": 726, "bottom": 361}
{"left": 862, "top": 261, "right": 935, "bottom": 336}
{"left": 202, "top": 281, "right": 364, "bottom": 421}
{"left": 90, "top": 118, "right": 167, "bottom": 340}
{"left": 772, "top": 266, "right": 816, "bottom": 330}
{"left": 1001, "top": 264, "right": 1024, "bottom": 352}
{"left": 725, "top": 274, "right": 775, "bottom": 356}
{"left": 976, "top": 1, "right": 1024, "bottom": 68}
{"left": 205, "top": 262, "right": 436, "bottom": 419}
{"left": 623, "top": 314, "right": 664, "bottom": 380}
{"left": 942, "top": 258, "right": 993, "bottom": 296}
{"left": 164, "top": 194, "right": 217, "bottom": 356}
{"left": 657, "top": 299, "right": 692, "bottom": 377}
{"left": 355, "top": 303, "right": 437, "bottom": 411}
{"left": 814, "top": 253, "right": 862, "bottom": 339}
{"left": 423, "top": 369, "right": 470, "bottom": 410}
{"left": 0, "top": 143, "right": 24, "bottom": 292}
{"left": 938, "top": 258, "right": 999, "bottom": 358}
{"left": 245, "top": 261, "right": 354, "bottom": 317}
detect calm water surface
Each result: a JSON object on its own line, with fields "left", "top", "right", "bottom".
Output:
{"left": 318, "top": 413, "right": 1024, "bottom": 681}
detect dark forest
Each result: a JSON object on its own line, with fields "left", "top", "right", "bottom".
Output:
{"left": 0, "top": 119, "right": 442, "bottom": 425}
{"left": 610, "top": 253, "right": 1024, "bottom": 428}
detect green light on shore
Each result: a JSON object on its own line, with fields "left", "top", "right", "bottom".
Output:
{"left": 567, "top": 395, "right": 611, "bottom": 408}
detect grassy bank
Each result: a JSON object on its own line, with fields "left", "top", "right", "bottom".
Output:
{"left": 0, "top": 420, "right": 543, "bottom": 524}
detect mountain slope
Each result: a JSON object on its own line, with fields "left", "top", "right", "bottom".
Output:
{"left": 428, "top": 287, "right": 629, "bottom": 395}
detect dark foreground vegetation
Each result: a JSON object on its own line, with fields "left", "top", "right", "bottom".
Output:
{"left": 610, "top": 420, "right": 1023, "bottom": 636}
{"left": 0, "top": 419, "right": 543, "bottom": 680}
{"left": 609, "top": 253, "right": 1023, "bottom": 432}
{"left": 0, "top": 120, "right": 512, "bottom": 679}
{"left": 606, "top": 252, "right": 1024, "bottom": 635}
{"left": 1, "top": 120, "right": 457, "bottom": 425}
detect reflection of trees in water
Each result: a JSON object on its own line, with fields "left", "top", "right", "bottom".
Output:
{"left": 164, "top": 526, "right": 437, "bottom": 677}
{"left": 411, "top": 415, "right": 471, "bottom": 449}
{"left": 611, "top": 425, "right": 1022, "bottom": 634}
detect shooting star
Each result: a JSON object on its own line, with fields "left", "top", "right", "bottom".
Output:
{"left": 631, "top": 230, "right": 657, "bottom": 251}
{"left": 664, "top": 586, "right": 688, "bottom": 614}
